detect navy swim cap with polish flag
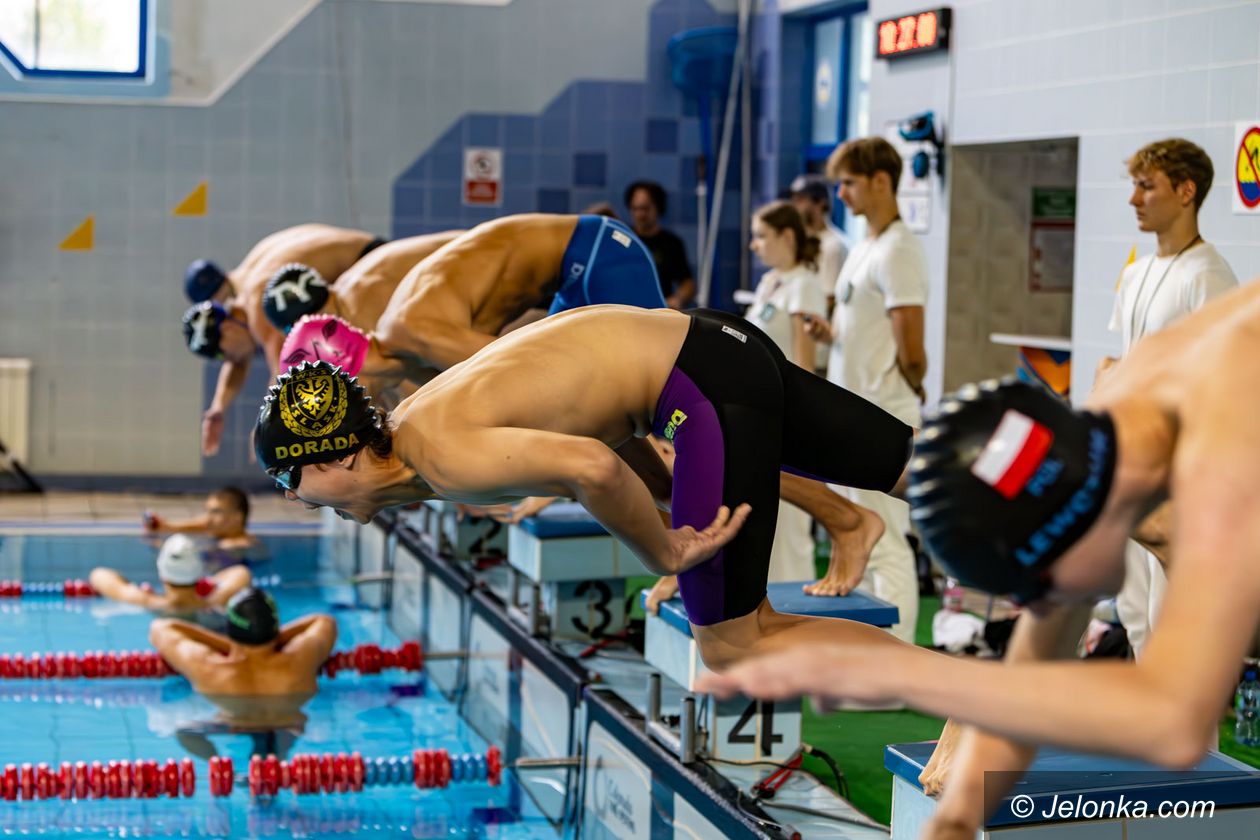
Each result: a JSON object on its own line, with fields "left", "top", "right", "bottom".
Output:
{"left": 908, "top": 379, "right": 1118, "bottom": 604}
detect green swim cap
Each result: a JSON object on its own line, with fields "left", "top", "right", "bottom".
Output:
{"left": 254, "top": 361, "right": 383, "bottom": 489}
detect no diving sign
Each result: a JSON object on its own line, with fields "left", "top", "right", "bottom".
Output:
{"left": 463, "top": 147, "right": 502, "bottom": 207}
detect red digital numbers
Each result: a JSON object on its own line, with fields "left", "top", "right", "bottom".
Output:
{"left": 877, "top": 8, "right": 947, "bottom": 58}
{"left": 916, "top": 12, "right": 937, "bottom": 48}
{"left": 897, "top": 15, "right": 917, "bottom": 52}
{"left": 879, "top": 19, "right": 898, "bottom": 55}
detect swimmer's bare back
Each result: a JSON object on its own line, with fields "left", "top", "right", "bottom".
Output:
{"left": 374, "top": 215, "right": 577, "bottom": 371}
{"left": 331, "top": 231, "right": 462, "bottom": 329}
{"left": 236, "top": 224, "right": 376, "bottom": 368}
{"left": 392, "top": 306, "right": 692, "bottom": 489}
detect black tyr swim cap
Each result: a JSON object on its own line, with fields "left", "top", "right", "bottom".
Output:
{"left": 263, "top": 263, "right": 329, "bottom": 332}
{"left": 225, "top": 587, "right": 280, "bottom": 646}
{"left": 908, "top": 379, "right": 1118, "bottom": 604}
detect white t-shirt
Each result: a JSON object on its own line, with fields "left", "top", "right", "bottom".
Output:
{"left": 813, "top": 222, "right": 849, "bottom": 370}
{"left": 1108, "top": 241, "right": 1237, "bottom": 352}
{"left": 816, "top": 221, "right": 849, "bottom": 299}
{"left": 828, "top": 219, "right": 928, "bottom": 427}
{"left": 744, "top": 264, "right": 827, "bottom": 365}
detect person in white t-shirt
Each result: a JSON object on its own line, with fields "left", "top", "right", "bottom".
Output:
{"left": 806, "top": 136, "right": 928, "bottom": 645}
{"left": 1105, "top": 138, "right": 1239, "bottom": 658}
{"left": 791, "top": 175, "right": 849, "bottom": 372}
{"left": 744, "top": 200, "right": 829, "bottom": 582}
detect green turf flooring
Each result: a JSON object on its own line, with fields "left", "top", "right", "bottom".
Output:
{"left": 796, "top": 595, "right": 946, "bottom": 825}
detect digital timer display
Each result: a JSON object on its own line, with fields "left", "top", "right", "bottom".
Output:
{"left": 876, "top": 8, "right": 951, "bottom": 59}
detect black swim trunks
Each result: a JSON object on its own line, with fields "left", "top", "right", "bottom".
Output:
{"left": 651, "top": 309, "right": 913, "bottom": 625}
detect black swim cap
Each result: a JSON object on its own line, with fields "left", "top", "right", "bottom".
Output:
{"left": 263, "top": 263, "right": 330, "bottom": 332}
{"left": 225, "top": 587, "right": 280, "bottom": 646}
{"left": 185, "top": 260, "right": 227, "bottom": 303}
{"left": 254, "top": 361, "right": 383, "bottom": 485}
{"left": 908, "top": 379, "right": 1118, "bottom": 604}
{"left": 182, "top": 302, "right": 228, "bottom": 360}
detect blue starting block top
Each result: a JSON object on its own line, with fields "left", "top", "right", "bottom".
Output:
{"left": 886, "top": 741, "right": 1260, "bottom": 827}
{"left": 515, "top": 502, "right": 608, "bottom": 539}
{"left": 644, "top": 582, "right": 899, "bottom": 637}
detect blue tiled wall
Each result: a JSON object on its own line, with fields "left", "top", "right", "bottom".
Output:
{"left": 391, "top": 0, "right": 749, "bottom": 308}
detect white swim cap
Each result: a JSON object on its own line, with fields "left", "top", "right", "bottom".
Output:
{"left": 156, "top": 534, "right": 205, "bottom": 585}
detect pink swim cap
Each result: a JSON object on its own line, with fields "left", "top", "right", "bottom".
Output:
{"left": 279, "top": 314, "right": 370, "bottom": 377}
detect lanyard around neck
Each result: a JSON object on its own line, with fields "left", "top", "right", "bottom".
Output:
{"left": 1127, "top": 236, "right": 1202, "bottom": 345}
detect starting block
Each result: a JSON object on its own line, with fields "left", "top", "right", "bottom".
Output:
{"left": 506, "top": 502, "right": 651, "bottom": 640}
{"left": 887, "top": 741, "right": 1260, "bottom": 839}
{"left": 644, "top": 583, "right": 898, "bottom": 764}
{"left": 397, "top": 499, "right": 506, "bottom": 567}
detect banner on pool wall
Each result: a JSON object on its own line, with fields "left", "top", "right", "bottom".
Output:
{"left": 1232, "top": 122, "right": 1260, "bottom": 214}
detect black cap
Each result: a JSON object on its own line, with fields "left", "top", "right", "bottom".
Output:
{"left": 908, "top": 379, "right": 1118, "bottom": 604}
{"left": 182, "top": 302, "right": 228, "bottom": 360}
{"left": 225, "top": 587, "right": 280, "bottom": 646}
{"left": 255, "top": 361, "right": 383, "bottom": 477}
{"left": 263, "top": 263, "right": 330, "bottom": 332}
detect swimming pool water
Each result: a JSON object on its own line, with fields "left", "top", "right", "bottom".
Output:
{"left": 0, "top": 533, "right": 560, "bottom": 838}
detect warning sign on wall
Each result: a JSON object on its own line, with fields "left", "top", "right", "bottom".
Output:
{"left": 1232, "top": 123, "right": 1260, "bottom": 213}
{"left": 463, "top": 148, "right": 502, "bottom": 207}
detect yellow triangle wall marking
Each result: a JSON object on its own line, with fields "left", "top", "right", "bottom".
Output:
{"left": 59, "top": 215, "right": 94, "bottom": 251}
{"left": 172, "top": 180, "right": 209, "bottom": 216}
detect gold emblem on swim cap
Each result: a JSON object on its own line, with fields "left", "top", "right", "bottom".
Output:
{"left": 278, "top": 366, "right": 348, "bottom": 438}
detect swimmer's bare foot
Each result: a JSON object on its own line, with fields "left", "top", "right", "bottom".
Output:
{"left": 804, "top": 503, "right": 884, "bottom": 597}
{"left": 919, "top": 718, "right": 963, "bottom": 797}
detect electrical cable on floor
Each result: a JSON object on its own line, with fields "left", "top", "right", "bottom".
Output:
{"left": 757, "top": 799, "right": 890, "bottom": 833}
{"left": 802, "top": 743, "right": 849, "bottom": 799}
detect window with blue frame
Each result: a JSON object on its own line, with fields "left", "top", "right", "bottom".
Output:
{"left": 0, "top": 0, "right": 148, "bottom": 79}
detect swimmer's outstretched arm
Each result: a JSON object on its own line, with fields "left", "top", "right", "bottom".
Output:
{"left": 204, "top": 565, "right": 252, "bottom": 608}
{"left": 203, "top": 360, "right": 250, "bottom": 457}
{"left": 923, "top": 604, "right": 1093, "bottom": 835}
{"left": 89, "top": 568, "right": 159, "bottom": 609}
{"left": 414, "top": 427, "right": 749, "bottom": 576}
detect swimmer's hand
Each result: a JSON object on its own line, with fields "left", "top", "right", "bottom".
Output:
{"left": 201, "top": 409, "right": 225, "bottom": 457}
{"left": 644, "top": 576, "right": 679, "bottom": 615}
{"left": 488, "top": 496, "right": 558, "bottom": 524}
{"left": 664, "top": 504, "right": 751, "bottom": 575}
{"left": 695, "top": 643, "right": 895, "bottom": 707}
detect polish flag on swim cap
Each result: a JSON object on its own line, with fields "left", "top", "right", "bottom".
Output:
{"left": 970, "top": 409, "right": 1054, "bottom": 500}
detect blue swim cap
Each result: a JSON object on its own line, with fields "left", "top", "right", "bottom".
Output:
{"left": 908, "top": 379, "right": 1118, "bottom": 605}
{"left": 185, "top": 260, "right": 227, "bottom": 303}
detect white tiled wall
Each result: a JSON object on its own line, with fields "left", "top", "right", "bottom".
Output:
{"left": 0, "top": 0, "right": 705, "bottom": 476}
{"left": 870, "top": 0, "right": 1260, "bottom": 400}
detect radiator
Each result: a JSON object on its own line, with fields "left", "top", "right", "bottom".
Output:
{"left": 0, "top": 359, "right": 32, "bottom": 463}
